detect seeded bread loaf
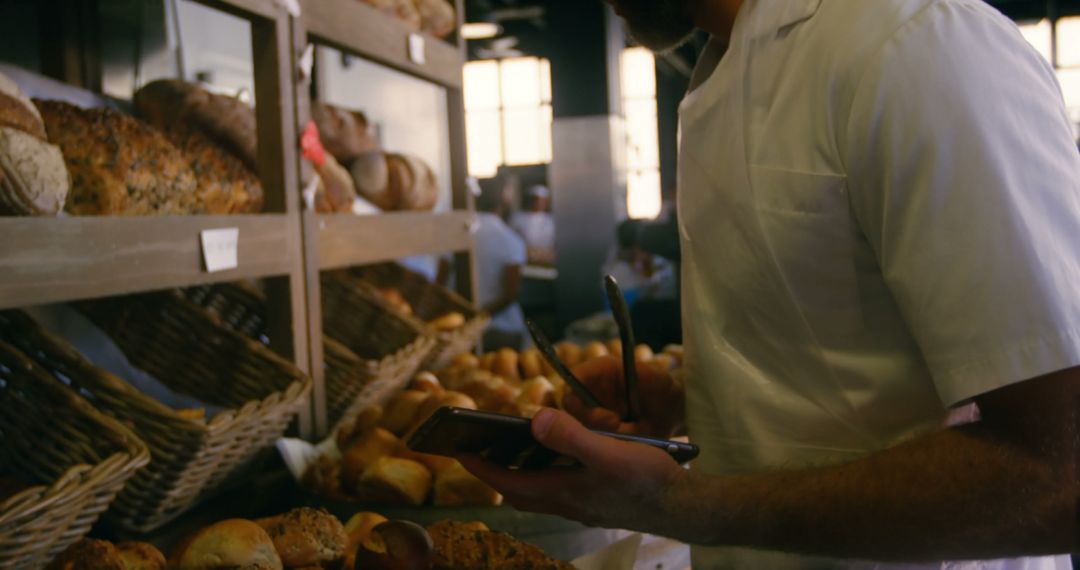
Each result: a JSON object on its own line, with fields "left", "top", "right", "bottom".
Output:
{"left": 0, "top": 72, "right": 69, "bottom": 215}
{"left": 35, "top": 99, "right": 200, "bottom": 216}
{"left": 159, "top": 123, "right": 263, "bottom": 214}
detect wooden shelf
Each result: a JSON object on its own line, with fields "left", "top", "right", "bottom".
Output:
{"left": 0, "top": 215, "right": 301, "bottom": 310}
{"left": 309, "top": 211, "right": 473, "bottom": 271}
{"left": 197, "top": 0, "right": 285, "bottom": 21}
{"left": 299, "top": 0, "right": 463, "bottom": 89}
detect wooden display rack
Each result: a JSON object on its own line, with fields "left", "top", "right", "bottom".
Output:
{"left": 295, "top": 0, "right": 478, "bottom": 436}
{"left": 0, "top": 0, "right": 479, "bottom": 440}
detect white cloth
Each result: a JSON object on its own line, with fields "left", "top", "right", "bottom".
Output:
{"left": 510, "top": 211, "right": 556, "bottom": 252}
{"left": 677, "top": 0, "right": 1080, "bottom": 568}
{"left": 474, "top": 212, "right": 528, "bottom": 335}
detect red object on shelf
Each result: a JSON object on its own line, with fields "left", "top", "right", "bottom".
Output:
{"left": 301, "top": 120, "right": 327, "bottom": 167}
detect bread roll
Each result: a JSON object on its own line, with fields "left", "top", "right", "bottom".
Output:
{"left": 380, "top": 390, "right": 433, "bottom": 436}
{"left": 335, "top": 404, "right": 383, "bottom": 450}
{"left": 583, "top": 341, "right": 609, "bottom": 361}
{"left": 255, "top": 507, "right": 347, "bottom": 568}
{"left": 0, "top": 128, "right": 69, "bottom": 215}
{"left": 429, "top": 311, "right": 465, "bottom": 332}
{"left": 415, "top": 0, "right": 456, "bottom": 38}
{"left": 515, "top": 377, "right": 555, "bottom": 408}
{"left": 450, "top": 352, "right": 478, "bottom": 370}
{"left": 355, "top": 457, "right": 431, "bottom": 506}
{"left": 477, "top": 352, "right": 496, "bottom": 372}
{"left": 342, "top": 427, "right": 401, "bottom": 490}
{"left": 311, "top": 102, "right": 366, "bottom": 163}
{"left": 410, "top": 371, "right": 445, "bottom": 396}
{"left": 0, "top": 72, "right": 45, "bottom": 139}
{"left": 634, "top": 344, "right": 655, "bottom": 363}
{"left": 355, "top": 521, "right": 434, "bottom": 570}
{"left": 662, "top": 344, "right": 684, "bottom": 364}
{"left": 406, "top": 390, "right": 478, "bottom": 437}
{"left": 650, "top": 353, "right": 676, "bottom": 372}
{"left": 313, "top": 153, "right": 357, "bottom": 213}
{"left": 47, "top": 539, "right": 124, "bottom": 570}
{"left": 302, "top": 455, "right": 343, "bottom": 499}
{"left": 518, "top": 348, "right": 542, "bottom": 379}
{"left": 342, "top": 512, "right": 388, "bottom": 569}
{"left": 492, "top": 348, "right": 520, "bottom": 382}
{"left": 359, "top": 0, "right": 421, "bottom": 30}
{"left": 396, "top": 153, "right": 439, "bottom": 211}
{"left": 458, "top": 375, "right": 518, "bottom": 412}
{"left": 433, "top": 461, "right": 502, "bottom": 507}
{"left": 169, "top": 519, "right": 282, "bottom": 570}
{"left": 134, "top": 79, "right": 256, "bottom": 169}
{"left": 606, "top": 339, "right": 623, "bottom": 358}
{"left": 35, "top": 100, "right": 200, "bottom": 215}
{"left": 115, "top": 541, "right": 166, "bottom": 570}
{"left": 393, "top": 440, "right": 457, "bottom": 473}
{"left": 555, "top": 342, "right": 582, "bottom": 367}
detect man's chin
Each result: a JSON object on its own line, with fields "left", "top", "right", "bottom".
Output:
{"left": 626, "top": 24, "right": 695, "bottom": 53}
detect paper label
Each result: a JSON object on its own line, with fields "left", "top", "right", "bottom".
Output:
{"left": 302, "top": 175, "right": 320, "bottom": 211}
{"left": 277, "top": 0, "right": 301, "bottom": 17}
{"left": 200, "top": 228, "right": 239, "bottom": 273}
{"left": 298, "top": 43, "right": 315, "bottom": 80}
{"left": 408, "top": 33, "right": 426, "bottom": 65}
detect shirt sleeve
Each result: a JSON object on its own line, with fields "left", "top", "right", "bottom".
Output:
{"left": 842, "top": 0, "right": 1080, "bottom": 405}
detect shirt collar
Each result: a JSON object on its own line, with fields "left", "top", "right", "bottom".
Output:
{"left": 737, "top": 0, "right": 823, "bottom": 41}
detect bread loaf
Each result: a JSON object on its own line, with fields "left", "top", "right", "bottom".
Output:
{"left": 356, "top": 456, "right": 431, "bottom": 506}
{"left": 313, "top": 153, "right": 357, "bottom": 213}
{"left": 134, "top": 80, "right": 257, "bottom": 170}
{"left": 169, "top": 519, "right": 283, "bottom": 570}
{"left": 159, "top": 123, "right": 263, "bottom": 214}
{"left": 255, "top": 507, "right": 347, "bottom": 568}
{"left": 47, "top": 539, "right": 125, "bottom": 570}
{"left": 0, "top": 72, "right": 69, "bottom": 215}
{"left": 432, "top": 461, "right": 501, "bottom": 507}
{"left": 359, "top": 0, "right": 422, "bottom": 31}
{"left": 427, "top": 520, "right": 575, "bottom": 570}
{"left": 385, "top": 152, "right": 439, "bottom": 211}
{"left": 341, "top": 427, "right": 401, "bottom": 490}
{"left": 35, "top": 100, "right": 200, "bottom": 215}
{"left": 416, "top": 0, "right": 456, "bottom": 38}
{"left": 348, "top": 150, "right": 391, "bottom": 209}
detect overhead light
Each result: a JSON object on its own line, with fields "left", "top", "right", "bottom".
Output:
{"left": 461, "top": 22, "right": 501, "bottom": 40}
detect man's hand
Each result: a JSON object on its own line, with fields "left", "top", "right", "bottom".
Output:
{"left": 459, "top": 408, "right": 686, "bottom": 532}
{"left": 563, "top": 356, "right": 685, "bottom": 439}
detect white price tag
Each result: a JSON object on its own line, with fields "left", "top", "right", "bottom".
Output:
{"left": 408, "top": 33, "right": 426, "bottom": 65}
{"left": 302, "top": 175, "right": 320, "bottom": 211}
{"left": 298, "top": 43, "right": 315, "bottom": 81}
{"left": 200, "top": 228, "right": 239, "bottom": 273}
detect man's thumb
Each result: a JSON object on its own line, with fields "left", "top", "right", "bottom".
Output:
{"left": 531, "top": 408, "right": 618, "bottom": 465}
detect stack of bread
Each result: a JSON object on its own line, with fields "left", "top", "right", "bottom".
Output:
{"left": 372, "top": 285, "right": 466, "bottom": 333}
{"left": 357, "top": 0, "right": 456, "bottom": 38}
{"left": 0, "top": 71, "right": 69, "bottom": 215}
{"left": 303, "top": 341, "right": 683, "bottom": 507}
{"left": 46, "top": 508, "right": 572, "bottom": 570}
{"left": 312, "top": 102, "right": 440, "bottom": 213}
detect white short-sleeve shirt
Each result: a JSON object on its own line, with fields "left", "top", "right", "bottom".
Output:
{"left": 474, "top": 212, "right": 528, "bottom": 335}
{"left": 678, "top": 0, "right": 1080, "bottom": 568}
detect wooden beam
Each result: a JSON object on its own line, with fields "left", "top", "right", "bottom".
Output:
{"left": 313, "top": 211, "right": 474, "bottom": 271}
{"left": 0, "top": 216, "right": 298, "bottom": 310}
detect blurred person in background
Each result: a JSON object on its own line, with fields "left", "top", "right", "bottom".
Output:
{"left": 472, "top": 179, "right": 529, "bottom": 350}
{"left": 511, "top": 184, "right": 556, "bottom": 265}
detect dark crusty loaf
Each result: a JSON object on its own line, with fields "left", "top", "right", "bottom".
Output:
{"left": 134, "top": 79, "right": 257, "bottom": 170}
{"left": 35, "top": 99, "right": 200, "bottom": 216}
{"left": 159, "top": 123, "right": 263, "bottom": 214}
{"left": 0, "top": 71, "right": 69, "bottom": 215}
{"left": 427, "top": 520, "right": 575, "bottom": 570}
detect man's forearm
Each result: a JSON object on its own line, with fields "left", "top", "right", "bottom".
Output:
{"left": 659, "top": 426, "right": 1074, "bottom": 561}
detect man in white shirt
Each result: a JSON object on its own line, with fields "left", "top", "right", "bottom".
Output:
{"left": 510, "top": 184, "right": 557, "bottom": 265}
{"left": 473, "top": 181, "right": 529, "bottom": 350}
{"left": 462, "top": 0, "right": 1080, "bottom": 568}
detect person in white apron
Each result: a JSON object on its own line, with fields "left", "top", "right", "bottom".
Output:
{"left": 461, "top": 1, "right": 1080, "bottom": 568}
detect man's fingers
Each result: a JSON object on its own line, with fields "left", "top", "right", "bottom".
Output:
{"left": 457, "top": 453, "right": 583, "bottom": 500}
{"left": 531, "top": 408, "right": 625, "bottom": 467}
{"left": 564, "top": 394, "right": 623, "bottom": 431}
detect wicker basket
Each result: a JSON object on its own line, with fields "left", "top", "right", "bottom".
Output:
{"left": 347, "top": 263, "right": 488, "bottom": 370}
{"left": 320, "top": 274, "right": 436, "bottom": 427}
{"left": 12, "top": 293, "right": 313, "bottom": 533}
{"left": 187, "top": 279, "right": 434, "bottom": 431}
{"left": 0, "top": 322, "right": 150, "bottom": 567}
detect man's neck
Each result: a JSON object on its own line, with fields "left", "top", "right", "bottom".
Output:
{"left": 692, "top": 0, "right": 744, "bottom": 42}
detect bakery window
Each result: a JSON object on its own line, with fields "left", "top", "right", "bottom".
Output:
{"left": 621, "top": 47, "right": 662, "bottom": 220}
{"left": 463, "top": 57, "right": 553, "bottom": 178}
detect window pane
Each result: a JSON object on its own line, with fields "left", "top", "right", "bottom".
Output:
{"left": 1058, "top": 68, "right": 1080, "bottom": 111}
{"left": 1058, "top": 17, "right": 1080, "bottom": 68}
{"left": 464, "top": 60, "right": 501, "bottom": 110}
{"left": 628, "top": 169, "right": 662, "bottom": 220}
{"left": 503, "top": 108, "right": 546, "bottom": 165}
{"left": 467, "top": 110, "right": 502, "bottom": 178}
{"left": 500, "top": 57, "right": 541, "bottom": 108}
{"left": 625, "top": 99, "right": 659, "bottom": 170}
{"left": 621, "top": 47, "right": 656, "bottom": 99}
{"left": 538, "top": 105, "right": 553, "bottom": 163}
{"left": 1018, "top": 19, "right": 1052, "bottom": 64}
{"left": 540, "top": 59, "right": 552, "bottom": 103}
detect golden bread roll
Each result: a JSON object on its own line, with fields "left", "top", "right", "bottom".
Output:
{"left": 115, "top": 541, "right": 166, "bottom": 570}
{"left": 457, "top": 375, "right": 518, "bottom": 412}
{"left": 393, "top": 440, "right": 457, "bottom": 473}
{"left": 301, "top": 455, "right": 343, "bottom": 499}
{"left": 406, "top": 390, "right": 478, "bottom": 437}
{"left": 356, "top": 457, "right": 432, "bottom": 506}
{"left": 380, "top": 390, "right": 433, "bottom": 435}
{"left": 451, "top": 352, "right": 479, "bottom": 370}
{"left": 342, "top": 512, "right": 389, "bottom": 569}
{"left": 492, "top": 348, "right": 520, "bottom": 382}
{"left": 355, "top": 521, "right": 434, "bottom": 570}
{"left": 379, "top": 287, "right": 414, "bottom": 316}
{"left": 410, "top": 371, "right": 445, "bottom": 396}
{"left": 583, "top": 341, "right": 609, "bottom": 361}
{"left": 477, "top": 352, "right": 496, "bottom": 372}
{"left": 514, "top": 402, "right": 544, "bottom": 418}
{"left": 429, "top": 311, "right": 465, "bottom": 332}
{"left": 515, "top": 377, "right": 555, "bottom": 408}
{"left": 416, "top": 0, "right": 456, "bottom": 38}
{"left": 433, "top": 461, "right": 502, "bottom": 507}
{"left": 606, "top": 338, "right": 623, "bottom": 358}
{"left": 634, "top": 344, "right": 655, "bottom": 362}
{"left": 427, "top": 520, "right": 575, "bottom": 570}
{"left": 555, "top": 342, "right": 582, "bottom": 367}
{"left": 518, "top": 348, "right": 543, "bottom": 379}
{"left": 662, "top": 344, "right": 684, "bottom": 364}
{"left": 255, "top": 507, "right": 347, "bottom": 568}
{"left": 342, "top": 427, "right": 401, "bottom": 490}
{"left": 47, "top": 539, "right": 124, "bottom": 570}
{"left": 335, "top": 404, "right": 383, "bottom": 450}
{"left": 650, "top": 353, "right": 676, "bottom": 372}
{"left": 169, "top": 519, "right": 282, "bottom": 570}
